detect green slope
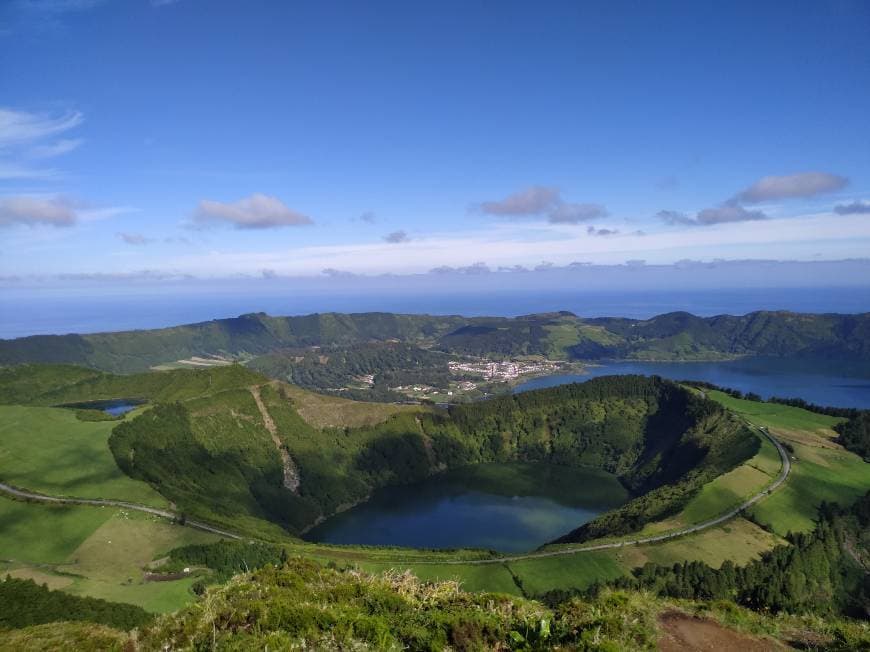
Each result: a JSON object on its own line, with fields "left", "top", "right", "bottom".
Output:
{"left": 2, "top": 309, "right": 869, "bottom": 373}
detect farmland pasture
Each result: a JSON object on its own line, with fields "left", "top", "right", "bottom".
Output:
{"left": 0, "top": 405, "right": 166, "bottom": 507}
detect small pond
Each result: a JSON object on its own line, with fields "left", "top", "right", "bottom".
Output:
{"left": 63, "top": 399, "right": 145, "bottom": 417}
{"left": 304, "top": 462, "right": 629, "bottom": 552}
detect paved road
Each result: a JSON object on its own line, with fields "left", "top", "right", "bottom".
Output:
{"left": 413, "top": 424, "right": 791, "bottom": 565}
{"left": 0, "top": 424, "right": 789, "bottom": 566}
{"left": 0, "top": 481, "right": 242, "bottom": 540}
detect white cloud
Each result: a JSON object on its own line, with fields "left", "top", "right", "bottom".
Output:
{"left": 0, "top": 107, "right": 83, "bottom": 148}
{"left": 0, "top": 162, "right": 61, "bottom": 180}
{"left": 834, "top": 200, "right": 870, "bottom": 215}
{"left": 478, "top": 186, "right": 560, "bottom": 216}
{"left": 0, "top": 196, "right": 77, "bottom": 227}
{"left": 735, "top": 172, "right": 848, "bottom": 203}
{"left": 383, "top": 230, "right": 410, "bottom": 243}
{"left": 549, "top": 202, "right": 608, "bottom": 224}
{"left": 587, "top": 226, "right": 618, "bottom": 236}
{"left": 696, "top": 204, "right": 766, "bottom": 225}
{"left": 477, "top": 186, "right": 608, "bottom": 224}
{"left": 116, "top": 232, "right": 152, "bottom": 245}
{"left": 192, "top": 193, "right": 313, "bottom": 229}
{"left": 157, "top": 210, "right": 870, "bottom": 276}
{"left": 28, "top": 137, "right": 83, "bottom": 159}
{"left": 658, "top": 204, "right": 766, "bottom": 226}
{"left": 0, "top": 107, "right": 84, "bottom": 180}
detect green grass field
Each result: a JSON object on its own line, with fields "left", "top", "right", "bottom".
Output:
{"left": 707, "top": 391, "right": 870, "bottom": 536}
{"left": 750, "top": 446, "right": 869, "bottom": 534}
{"left": 0, "top": 405, "right": 167, "bottom": 507}
{"left": 506, "top": 551, "right": 626, "bottom": 596}
{"left": 0, "top": 496, "right": 220, "bottom": 613}
{"left": 280, "top": 382, "right": 426, "bottom": 429}
{"left": 642, "top": 431, "right": 781, "bottom": 534}
{"left": 619, "top": 517, "right": 783, "bottom": 569}
{"left": 708, "top": 390, "right": 843, "bottom": 434}
{"left": 60, "top": 510, "right": 220, "bottom": 612}
{"left": 0, "top": 495, "right": 112, "bottom": 564}
{"left": 1, "top": 368, "right": 866, "bottom": 612}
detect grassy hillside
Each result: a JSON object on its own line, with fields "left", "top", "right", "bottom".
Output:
{"left": 0, "top": 405, "right": 166, "bottom": 506}
{"left": 100, "top": 368, "right": 757, "bottom": 540}
{"left": 1, "top": 362, "right": 865, "bottom": 625}
{"left": 0, "top": 364, "right": 759, "bottom": 546}
{"left": 707, "top": 391, "right": 870, "bottom": 535}
{"left": 0, "top": 496, "right": 220, "bottom": 613}
{"left": 8, "top": 558, "right": 865, "bottom": 651}
{"left": 2, "top": 309, "right": 869, "bottom": 373}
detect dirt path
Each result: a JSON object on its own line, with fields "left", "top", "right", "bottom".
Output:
{"left": 658, "top": 611, "right": 784, "bottom": 651}
{"left": 250, "top": 384, "right": 300, "bottom": 492}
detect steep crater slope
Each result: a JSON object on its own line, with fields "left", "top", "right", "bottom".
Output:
{"left": 101, "top": 370, "right": 757, "bottom": 543}
{"left": 0, "top": 364, "right": 757, "bottom": 544}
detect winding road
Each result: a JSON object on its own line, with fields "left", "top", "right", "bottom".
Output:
{"left": 0, "top": 424, "right": 789, "bottom": 565}
{"left": 418, "top": 424, "right": 791, "bottom": 565}
{"left": 0, "top": 481, "right": 242, "bottom": 540}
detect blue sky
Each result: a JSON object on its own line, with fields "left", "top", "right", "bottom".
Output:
{"left": 1, "top": 0, "right": 870, "bottom": 286}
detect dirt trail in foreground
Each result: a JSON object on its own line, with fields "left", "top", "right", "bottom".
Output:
{"left": 250, "top": 384, "right": 300, "bottom": 492}
{"left": 658, "top": 611, "right": 785, "bottom": 651}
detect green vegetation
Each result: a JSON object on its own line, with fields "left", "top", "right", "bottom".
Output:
{"left": 0, "top": 498, "right": 221, "bottom": 613}
{"left": 3, "top": 310, "right": 869, "bottom": 374}
{"left": 706, "top": 389, "right": 843, "bottom": 433}
{"left": 278, "top": 381, "right": 423, "bottom": 429}
{"left": 104, "top": 370, "right": 756, "bottom": 540}
{"left": 0, "top": 405, "right": 166, "bottom": 506}
{"left": 0, "top": 577, "right": 152, "bottom": 630}
{"left": 0, "top": 362, "right": 265, "bottom": 407}
{"left": 706, "top": 390, "right": 870, "bottom": 535}
{"left": 0, "top": 357, "right": 867, "bottom": 642}
{"left": 0, "top": 622, "right": 130, "bottom": 652}
{"left": 836, "top": 411, "right": 870, "bottom": 461}
{"left": 0, "top": 496, "right": 113, "bottom": 565}
{"left": 16, "top": 559, "right": 864, "bottom": 651}
{"left": 249, "top": 341, "right": 455, "bottom": 401}
{"left": 602, "top": 492, "right": 870, "bottom": 619}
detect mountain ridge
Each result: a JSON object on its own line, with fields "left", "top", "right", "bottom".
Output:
{"left": 2, "top": 309, "right": 869, "bottom": 374}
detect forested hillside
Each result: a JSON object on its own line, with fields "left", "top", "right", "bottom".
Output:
{"left": 1, "top": 310, "right": 869, "bottom": 373}
{"left": 588, "top": 491, "right": 870, "bottom": 619}
{"left": 426, "top": 377, "right": 757, "bottom": 543}
{"left": 53, "top": 364, "right": 754, "bottom": 540}
{"left": 0, "top": 363, "right": 757, "bottom": 541}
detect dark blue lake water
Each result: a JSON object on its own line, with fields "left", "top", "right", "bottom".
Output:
{"left": 64, "top": 399, "right": 143, "bottom": 416}
{"left": 515, "top": 358, "right": 870, "bottom": 409}
{"left": 305, "top": 463, "right": 628, "bottom": 552}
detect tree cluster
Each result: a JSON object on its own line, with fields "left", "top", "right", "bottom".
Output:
{"left": 0, "top": 576, "right": 152, "bottom": 630}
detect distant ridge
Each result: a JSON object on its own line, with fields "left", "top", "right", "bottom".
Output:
{"left": 1, "top": 310, "right": 869, "bottom": 373}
